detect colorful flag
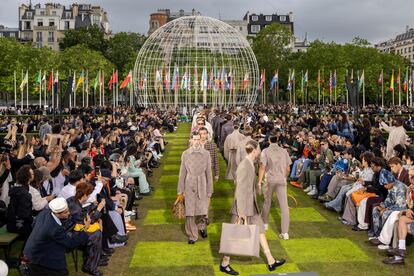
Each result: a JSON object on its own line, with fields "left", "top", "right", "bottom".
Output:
{"left": 287, "top": 69, "right": 292, "bottom": 91}
{"left": 358, "top": 70, "right": 365, "bottom": 90}
{"left": 329, "top": 71, "right": 332, "bottom": 93}
{"left": 242, "top": 72, "right": 249, "bottom": 90}
{"left": 403, "top": 67, "right": 408, "bottom": 91}
{"left": 19, "top": 71, "right": 28, "bottom": 91}
{"left": 120, "top": 71, "right": 132, "bottom": 89}
{"left": 47, "top": 71, "right": 53, "bottom": 92}
{"left": 76, "top": 71, "right": 85, "bottom": 90}
{"left": 378, "top": 71, "right": 383, "bottom": 84}
{"left": 93, "top": 71, "right": 100, "bottom": 90}
{"left": 332, "top": 70, "right": 337, "bottom": 89}
{"left": 304, "top": 70, "right": 308, "bottom": 83}
{"left": 259, "top": 70, "right": 265, "bottom": 91}
{"left": 164, "top": 67, "right": 170, "bottom": 90}
{"left": 54, "top": 71, "right": 58, "bottom": 83}
{"left": 390, "top": 70, "right": 395, "bottom": 92}
{"left": 180, "top": 69, "right": 188, "bottom": 90}
{"left": 397, "top": 67, "right": 401, "bottom": 86}
{"left": 194, "top": 65, "right": 198, "bottom": 90}
{"left": 108, "top": 71, "right": 118, "bottom": 90}
{"left": 270, "top": 70, "right": 278, "bottom": 90}
{"left": 35, "top": 71, "right": 42, "bottom": 84}
{"left": 172, "top": 66, "right": 179, "bottom": 91}
{"left": 317, "top": 70, "right": 321, "bottom": 85}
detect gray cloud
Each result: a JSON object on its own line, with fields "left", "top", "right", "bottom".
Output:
{"left": 1, "top": 0, "right": 413, "bottom": 44}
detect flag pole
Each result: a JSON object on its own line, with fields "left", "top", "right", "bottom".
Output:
{"left": 406, "top": 66, "right": 409, "bottom": 106}
{"left": 39, "top": 70, "right": 41, "bottom": 108}
{"left": 86, "top": 70, "right": 89, "bottom": 107}
{"left": 318, "top": 69, "right": 321, "bottom": 106}
{"left": 26, "top": 70, "right": 29, "bottom": 110}
{"left": 381, "top": 69, "right": 384, "bottom": 107}
{"left": 14, "top": 70, "right": 17, "bottom": 109}
{"left": 362, "top": 70, "right": 365, "bottom": 108}
{"left": 73, "top": 71, "right": 76, "bottom": 108}
{"left": 82, "top": 70, "right": 85, "bottom": 108}
{"left": 398, "top": 67, "right": 401, "bottom": 106}
{"left": 334, "top": 70, "right": 337, "bottom": 106}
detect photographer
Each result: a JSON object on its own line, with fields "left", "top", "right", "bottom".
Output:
{"left": 67, "top": 182, "right": 106, "bottom": 275}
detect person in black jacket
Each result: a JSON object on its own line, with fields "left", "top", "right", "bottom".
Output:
{"left": 7, "top": 165, "right": 34, "bottom": 239}
{"left": 24, "top": 197, "right": 89, "bottom": 276}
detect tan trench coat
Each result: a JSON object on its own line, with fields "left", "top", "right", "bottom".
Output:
{"left": 177, "top": 147, "right": 213, "bottom": 216}
{"left": 224, "top": 130, "right": 245, "bottom": 180}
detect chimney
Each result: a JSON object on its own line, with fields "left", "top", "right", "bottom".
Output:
{"left": 289, "top": 12, "right": 293, "bottom": 22}
{"left": 406, "top": 25, "right": 409, "bottom": 33}
{"left": 72, "top": 4, "right": 79, "bottom": 17}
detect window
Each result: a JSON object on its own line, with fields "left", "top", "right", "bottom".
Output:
{"left": 251, "top": 15, "right": 258, "bottom": 21}
{"left": 36, "top": 32, "right": 42, "bottom": 42}
{"left": 52, "top": 11, "right": 56, "bottom": 16}
{"left": 9, "top": 33, "right": 15, "bottom": 38}
{"left": 37, "top": 20, "right": 43, "bottom": 27}
{"left": 0, "top": 33, "right": 3, "bottom": 38}
{"left": 65, "top": 21, "right": 70, "bottom": 30}
{"left": 49, "top": 20, "right": 55, "bottom": 27}
{"left": 25, "top": 21, "right": 31, "bottom": 30}
{"left": 265, "top": 15, "right": 272, "bottom": 22}
{"left": 280, "top": 15, "right": 286, "bottom": 22}
{"left": 40, "top": 11, "right": 45, "bottom": 16}
{"left": 251, "top": 25, "right": 261, "bottom": 33}
{"left": 239, "top": 26, "right": 243, "bottom": 31}
{"left": 27, "top": 12, "right": 32, "bottom": 18}
{"left": 93, "top": 15, "right": 100, "bottom": 26}
{"left": 66, "top": 12, "right": 71, "bottom": 18}
{"left": 48, "top": 32, "right": 54, "bottom": 42}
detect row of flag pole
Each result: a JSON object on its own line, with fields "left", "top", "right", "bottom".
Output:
{"left": 11, "top": 66, "right": 414, "bottom": 108}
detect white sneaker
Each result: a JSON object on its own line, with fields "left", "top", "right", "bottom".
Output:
{"left": 264, "top": 224, "right": 268, "bottom": 231}
{"left": 304, "top": 186, "right": 312, "bottom": 193}
{"left": 124, "top": 210, "right": 136, "bottom": 217}
{"left": 368, "top": 237, "right": 377, "bottom": 241}
{"left": 308, "top": 187, "right": 318, "bottom": 196}
{"left": 158, "top": 154, "right": 163, "bottom": 157}
{"left": 279, "top": 233, "right": 289, "bottom": 240}
{"left": 378, "top": 244, "right": 390, "bottom": 250}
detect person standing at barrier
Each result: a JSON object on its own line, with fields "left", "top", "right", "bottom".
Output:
{"left": 258, "top": 133, "right": 292, "bottom": 239}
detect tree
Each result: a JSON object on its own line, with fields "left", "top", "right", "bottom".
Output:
{"left": 105, "top": 32, "right": 146, "bottom": 74}
{"left": 59, "top": 26, "right": 107, "bottom": 53}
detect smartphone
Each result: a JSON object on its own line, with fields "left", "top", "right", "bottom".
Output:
{"left": 56, "top": 138, "right": 61, "bottom": 145}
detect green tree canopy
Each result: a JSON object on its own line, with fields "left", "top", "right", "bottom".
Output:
{"left": 59, "top": 25, "right": 107, "bottom": 53}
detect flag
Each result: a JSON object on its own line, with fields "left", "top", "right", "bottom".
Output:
{"left": 410, "top": 70, "right": 414, "bottom": 93}
{"left": 287, "top": 69, "right": 292, "bottom": 91}
{"left": 47, "top": 71, "right": 53, "bottom": 92}
{"left": 180, "top": 69, "right": 188, "bottom": 90}
{"left": 317, "top": 70, "right": 321, "bottom": 85}
{"left": 108, "top": 71, "right": 117, "bottom": 90}
{"left": 35, "top": 71, "right": 42, "bottom": 84}
{"left": 76, "top": 71, "right": 85, "bottom": 90}
{"left": 194, "top": 65, "right": 198, "bottom": 90}
{"left": 390, "top": 70, "right": 394, "bottom": 92}
{"left": 42, "top": 72, "right": 46, "bottom": 83}
{"left": 329, "top": 71, "right": 332, "bottom": 93}
{"left": 120, "top": 71, "right": 132, "bottom": 89}
{"left": 208, "top": 68, "right": 214, "bottom": 90}
{"left": 304, "top": 70, "right": 308, "bottom": 83}
{"left": 397, "top": 67, "right": 401, "bottom": 86}
{"left": 155, "top": 70, "right": 162, "bottom": 88}
{"left": 242, "top": 72, "right": 249, "bottom": 90}
{"left": 403, "top": 67, "right": 408, "bottom": 91}
{"left": 54, "top": 71, "right": 59, "bottom": 83}
{"left": 332, "top": 70, "right": 336, "bottom": 88}
{"left": 290, "top": 69, "right": 295, "bottom": 82}
{"left": 164, "top": 67, "right": 170, "bottom": 90}
{"left": 270, "top": 70, "right": 278, "bottom": 90}
{"left": 200, "top": 67, "right": 207, "bottom": 91}
{"left": 93, "top": 72, "right": 99, "bottom": 90}
{"left": 378, "top": 71, "right": 383, "bottom": 84}
{"left": 259, "top": 70, "right": 265, "bottom": 91}
{"left": 19, "top": 71, "right": 28, "bottom": 91}
{"left": 358, "top": 70, "right": 365, "bottom": 90}
{"left": 71, "top": 71, "right": 76, "bottom": 93}
{"left": 172, "top": 66, "right": 179, "bottom": 91}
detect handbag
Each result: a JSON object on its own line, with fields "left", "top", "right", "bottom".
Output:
{"left": 172, "top": 194, "right": 186, "bottom": 220}
{"left": 351, "top": 190, "right": 377, "bottom": 207}
{"left": 219, "top": 218, "right": 260, "bottom": 257}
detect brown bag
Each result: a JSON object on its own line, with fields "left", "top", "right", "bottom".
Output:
{"left": 219, "top": 218, "right": 260, "bottom": 257}
{"left": 351, "top": 190, "right": 377, "bottom": 207}
{"left": 172, "top": 194, "right": 186, "bottom": 220}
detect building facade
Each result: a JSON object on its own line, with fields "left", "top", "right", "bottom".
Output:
{"left": 148, "top": 9, "right": 201, "bottom": 35}
{"left": 243, "top": 11, "right": 294, "bottom": 36}
{"left": 375, "top": 26, "right": 414, "bottom": 63}
{"left": 0, "top": 25, "right": 19, "bottom": 39}
{"left": 18, "top": 3, "right": 110, "bottom": 51}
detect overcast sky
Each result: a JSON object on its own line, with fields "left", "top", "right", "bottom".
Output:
{"left": 1, "top": 0, "right": 413, "bottom": 43}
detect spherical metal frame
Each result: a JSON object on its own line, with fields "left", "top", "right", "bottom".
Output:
{"left": 133, "top": 15, "right": 259, "bottom": 109}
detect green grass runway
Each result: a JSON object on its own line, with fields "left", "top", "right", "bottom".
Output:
{"left": 6, "top": 122, "right": 413, "bottom": 275}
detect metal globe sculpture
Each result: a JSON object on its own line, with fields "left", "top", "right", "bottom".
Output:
{"left": 133, "top": 15, "right": 259, "bottom": 109}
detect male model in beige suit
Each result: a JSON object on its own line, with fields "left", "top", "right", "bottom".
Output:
{"left": 258, "top": 134, "right": 292, "bottom": 240}
{"left": 178, "top": 131, "right": 213, "bottom": 244}
{"left": 223, "top": 123, "right": 245, "bottom": 180}
{"left": 220, "top": 140, "right": 285, "bottom": 275}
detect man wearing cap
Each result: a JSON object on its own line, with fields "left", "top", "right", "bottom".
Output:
{"left": 369, "top": 170, "right": 407, "bottom": 238}
{"left": 24, "top": 197, "right": 90, "bottom": 276}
